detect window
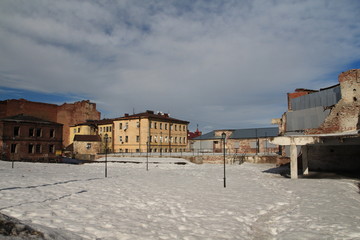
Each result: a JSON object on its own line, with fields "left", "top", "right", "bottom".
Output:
{"left": 106, "top": 126, "right": 109, "bottom": 132}
{"left": 49, "top": 145, "right": 55, "bottom": 153}
{"left": 11, "top": 144, "right": 17, "bottom": 153}
{"left": 109, "top": 126, "right": 112, "bottom": 132}
{"left": 29, "top": 128, "right": 34, "bottom": 137}
{"left": 36, "top": 128, "right": 42, "bottom": 137}
{"left": 14, "top": 126, "right": 20, "bottom": 137}
{"left": 36, "top": 144, "right": 42, "bottom": 153}
{"left": 175, "top": 137, "right": 177, "bottom": 143}
{"left": 149, "top": 136, "right": 152, "bottom": 142}
{"left": 77, "top": 128, "right": 80, "bottom": 133}
{"left": 74, "top": 128, "right": 77, "bottom": 133}
{"left": 28, "top": 144, "right": 34, "bottom": 154}
{"left": 175, "top": 125, "right": 177, "bottom": 131}
{"left": 165, "top": 124, "right": 167, "bottom": 130}
{"left": 136, "top": 149, "right": 140, "bottom": 153}
{"left": 125, "top": 136, "right": 128, "bottom": 143}
{"left": 154, "top": 136, "right": 157, "bottom": 142}
{"left": 50, "top": 129, "right": 55, "bottom": 138}
{"left": 136, "top": 136, "right": 140, "bottom": 142}
{"left": 160, "top": 123, "right": 162, "bottom": 129}
{"left": 165, "top": 136, "right": 168, "bottom": 143}
{"left": 119, "top": 123, "right": 123, "bottom": 129}
{"left": 86, "top": 143, "right": 91, "bottom": 149}
{"left": 119, "top": 136, "right": 123, "bottom": 142}
{"left": 154, "top": 122, "right": 157, "bottom": 129}
{"left": 136, "top": 122, "right": 140, "bottom": 128}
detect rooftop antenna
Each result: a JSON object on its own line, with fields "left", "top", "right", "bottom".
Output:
{"left": 133, "top": 108, "right": 135, "bottom": 114}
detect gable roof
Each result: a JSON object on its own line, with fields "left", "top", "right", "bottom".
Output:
{"left": 73, "top": 135, "right": 101, "bottom": 142}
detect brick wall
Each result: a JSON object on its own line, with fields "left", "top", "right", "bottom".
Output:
{"left": 0, "top": 99, "right": 101, "bottom": 147}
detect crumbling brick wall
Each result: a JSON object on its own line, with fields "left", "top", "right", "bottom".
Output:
{"left": 307, "top": 69, "right": 360, "bottom": 134}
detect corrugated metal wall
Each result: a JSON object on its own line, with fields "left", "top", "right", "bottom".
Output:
{"left": 291, "top": 86, "right": 341, "bottom": 111}
{"left": 286, "top": 107, "right": 331, "bottom": 131}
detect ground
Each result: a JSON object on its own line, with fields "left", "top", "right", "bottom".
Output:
{"left": 0, "top": 158, "right": 359, "bottom": 240}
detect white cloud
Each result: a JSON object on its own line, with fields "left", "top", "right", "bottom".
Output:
{"left": 0, "top": 0, "right": 360, "bottom": 131}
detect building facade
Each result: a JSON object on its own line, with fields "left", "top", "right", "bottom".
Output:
{"left": 192, "top": 128, "right": 279, "bottom": 154}
{"left": 271, "top": 69, "right": 360, "bottom": 178}
{"left": 0, "top": 114, "right": 63, "bottom": 161}
{"left": 0, "top": 99, "right": 101, "bottom": 147}
{"left": 113, "top": 110, "right": 189, "bottom": 153}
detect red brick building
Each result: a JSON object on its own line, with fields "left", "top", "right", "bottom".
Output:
{"left": 0, "top": 114, "right": 63, "bottom": 162}
{"left": 0, "top": 99, "right": 101, "bottom": 147}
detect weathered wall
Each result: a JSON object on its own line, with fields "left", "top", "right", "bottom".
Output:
{"left": 58, "top": 100, "right": 101, "bottom": 147}
{"left": 184, "top": 155, "right": 277, "bottom": 164}
{"left": 0, "top": 99, "right": 101, "bottom": 147}
{"left": 307, "top": 69, "right": 360, "bottom": 134}
{"left": 0, "top": 99, "right": 58, "bottom": 122}
{"left": 73, "top": 141, "right": 101, "bottom": 155}
{"left": 304, "top": 144, "right": 360, "bottom": 172}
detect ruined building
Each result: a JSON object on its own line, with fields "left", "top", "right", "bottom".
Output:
{"left": 0, "top": 99, "right": 101, "bottom": 147}
{"left": 272, "top": 69, "right": 360, "bottom": 178}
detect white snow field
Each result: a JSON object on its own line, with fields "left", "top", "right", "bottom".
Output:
{"left": 0, "top": 158, "right": 359, "bottom": 240}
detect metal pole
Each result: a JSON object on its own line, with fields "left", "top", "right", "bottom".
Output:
{"left": 146, "top": 141, "right": 149, "bottom": 171}
{"left": 223, "top": 137, "right": 226, "bottom": 188}
{"left": 105, "top": 134, "right": 108, "bottom": 178}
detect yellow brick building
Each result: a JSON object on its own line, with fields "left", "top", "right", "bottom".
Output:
{"left": 113, "top": 110, "right": 189, "bottom": 153}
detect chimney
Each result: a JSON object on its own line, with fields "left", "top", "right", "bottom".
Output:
{"left": 124, "top": 113, "right": 129, "bottom": 117}
{"left": 146, "top": 110, "right": 154, "bottom": 114}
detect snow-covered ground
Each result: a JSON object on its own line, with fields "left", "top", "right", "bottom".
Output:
{"left": 0, "top": 158, "right": 359, "bottom": 240}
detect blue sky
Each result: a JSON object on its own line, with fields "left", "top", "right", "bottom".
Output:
{"left": 1, "top": 0, "right": 360, "bottom": 132}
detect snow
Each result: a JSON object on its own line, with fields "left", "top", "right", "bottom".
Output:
{"left": 1, "top": 158, "right": 359, "bottom": 240}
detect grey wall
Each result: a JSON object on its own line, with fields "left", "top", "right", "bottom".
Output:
{"left": 291, "top": 86, "right": 341, "bottom": 111}
{"left": 286, "top": 106, "right": 331, "bottom": 131}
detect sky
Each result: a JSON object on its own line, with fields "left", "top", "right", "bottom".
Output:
{"left": 1, "top": 0, "right": 360, "bottom": 132}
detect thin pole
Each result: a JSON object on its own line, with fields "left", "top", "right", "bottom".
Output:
{"left": 146, "top": 141, "right": 149, "bottom": 171}
{"left": 105, "top": 136, "right": 108, "bottom": 178}
{"left": 223, "top": 136, "right": 226, "bottom": 188}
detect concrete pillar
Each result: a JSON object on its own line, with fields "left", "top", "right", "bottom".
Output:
{"left": 290, "top": 143, "right": 298, "bottom": 179}
{"left": 302, "top": 145, "right": 309, "bottom": 175}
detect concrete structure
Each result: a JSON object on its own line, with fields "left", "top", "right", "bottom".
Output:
{"left": 192, "top": 127, "right": 279, "bottom": 154}
{"left": 271, "top": 69, "right": 360, "bottom": 179}
{"left": 0, "top": 114, "right": 63, "bottom": 162}
{"left": 0, "top": 99, "right": 101, "bottom": 147}
{"left": 113, "top": 111, "right": 189, "bottom": 153}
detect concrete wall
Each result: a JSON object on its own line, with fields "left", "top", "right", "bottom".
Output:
{"left": 304, "top": 144, "right": 360, "bottom": 172}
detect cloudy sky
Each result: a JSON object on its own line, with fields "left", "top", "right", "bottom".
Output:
{"left": 1, "top": 0, "right": 360, "bottom": 132}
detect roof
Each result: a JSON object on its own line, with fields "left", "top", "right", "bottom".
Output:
{"left": 0, "top": 114, "right": 62, "bottom": 125}
{"left": 230, "top": 127, "right": 278, "bottom": 139}
{"left": 193, "top": 131, "right": 219, "bottom": 140}
{"left": 73, "top": 135, "right": 101, "bottom": 142}
{"left": 193, "top": 127, "right": 279, "bottom": 140}
{"left": 115, "top": 110, "right": 189, "bottom": 124}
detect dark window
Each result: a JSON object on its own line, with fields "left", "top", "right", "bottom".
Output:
{"left": 36, "top": 144, "right": 41, "bottom": 153}
{"left": 136, "top": 136, "right": 140, "bottom": 142}
{"left": 11, "top": 144, "right": 17, "bottom": 153}
{"left": 28, "top": 144, "right": 34, "bottom": 154}
{"left": 49, "top": 145, "right": 54, "bottom": 153}
{"left": 14, "top": 126, "right": 20, "bottom": 137}
{"left": 36, "top": 128, "right": 42, "bottom": 137}
{"left": 50, "top": 129, "right": 55, "bottom": 138}
{"left": 125, "top": 136, "right": 128, "bottom": 143}
{"left": 29, "top": 128, "right": 34, "bottom": 137}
